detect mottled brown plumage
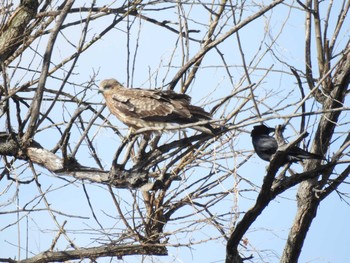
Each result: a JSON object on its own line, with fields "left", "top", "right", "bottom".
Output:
{"left": 99, "top": 79, "right": 213, "bottom": 134}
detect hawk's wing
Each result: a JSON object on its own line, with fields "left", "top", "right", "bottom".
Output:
{"left": 109, "top": 88, "right": 201, "bottom": 123}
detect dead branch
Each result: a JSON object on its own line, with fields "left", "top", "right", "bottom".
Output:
{"left": 0, "top": 244, "right": 167, "bottom": 263}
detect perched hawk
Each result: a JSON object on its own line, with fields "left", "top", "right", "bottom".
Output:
{"left": 99, "top": 78, "right": 214, "bottom": 134}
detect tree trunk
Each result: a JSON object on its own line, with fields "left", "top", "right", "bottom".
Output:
{"left": 281, "top": 41, "right": 350, "bottom": 263}
{"left": 281, "top": 177, "right": 319, "bottom": 263}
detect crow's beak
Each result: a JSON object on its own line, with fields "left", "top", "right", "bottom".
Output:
{"left": 267, "top": 127, "right": 275, "bottom": 134}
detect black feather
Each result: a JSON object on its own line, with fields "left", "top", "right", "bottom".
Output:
{"left": 251, "top": 124, "right": 324, "bottom": 164}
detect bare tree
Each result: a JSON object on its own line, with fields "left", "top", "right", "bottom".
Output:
{"left": 0, "top": 1, "right": 349, "bottom": 262}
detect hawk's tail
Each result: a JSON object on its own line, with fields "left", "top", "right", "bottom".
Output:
{"left": 189, "top": 105, "right": 212, "bottom": 120}
{"left": 188, "top": 105, "right": 216, "bottom": 135}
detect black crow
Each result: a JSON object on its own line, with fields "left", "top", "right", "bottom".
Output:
{"left": 251, "top": 124, "right": 324, "bottom": 163}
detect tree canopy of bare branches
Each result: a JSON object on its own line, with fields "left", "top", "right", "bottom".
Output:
{"left": 0, "top": 0, "right": 349, "bottom": 262}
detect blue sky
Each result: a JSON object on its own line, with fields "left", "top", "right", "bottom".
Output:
{"left": 1, "top": 1, "right": 350, "bottom": 262}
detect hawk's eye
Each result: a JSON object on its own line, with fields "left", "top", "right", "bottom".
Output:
{"left": 104, "top": 85, "right": 112, "bottom": 90}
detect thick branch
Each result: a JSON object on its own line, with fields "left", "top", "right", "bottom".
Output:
{"left": 0, "top": 244, "right": 167, "bottom": 263}
{"left": 225, "top": 129, "right": 308, "bottom": 263}
{"left": 271, "top": 162, "right": 337, "bottom": 195}
{"left": 0, "top": 0, "right": 38, "bottom": 62}
{"left": 0, "top": 133, "right": 150, "bottom": 189}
